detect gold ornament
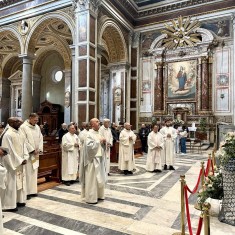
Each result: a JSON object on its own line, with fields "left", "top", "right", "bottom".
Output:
{"left": 162, "top": 16, "right": 201, "bottom": 49}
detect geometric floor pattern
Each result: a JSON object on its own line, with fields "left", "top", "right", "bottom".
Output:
{"left": 2, "top": 150, "right": 235, "bottom": 234}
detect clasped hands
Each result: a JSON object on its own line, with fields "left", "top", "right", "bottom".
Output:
{"left": 74, "top": 143, "right": 79, "bottom": 148}
{"left": 154, "top": 146, "right": 162, "bottom": 150}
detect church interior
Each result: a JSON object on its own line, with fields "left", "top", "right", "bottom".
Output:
{"left": 0, "top": 0, "right": 235, "bottom": 234}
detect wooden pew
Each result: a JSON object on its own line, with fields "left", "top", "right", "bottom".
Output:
{"left": 111, "top": 139, "right": 142, "bottom": 162}
{"left": 38, "top": 151, "right": 61, "bottom": 182}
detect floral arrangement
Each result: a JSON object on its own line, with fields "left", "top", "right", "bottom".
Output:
{"left": 216, "top": 132, "right": 235, "bottom": 166}
{"left": 173, "top": 119, "right": 185, "bottom": 125}
{"left": 197, "top": 171, "right": 223, "bottom": 208}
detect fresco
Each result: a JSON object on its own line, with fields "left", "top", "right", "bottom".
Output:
{"left": 201, "top": 19, "right": 230, "bottom": 37}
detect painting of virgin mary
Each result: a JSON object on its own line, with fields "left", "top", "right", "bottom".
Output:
{"left": 167, "top": 60, "right": 197, "bottom": 100}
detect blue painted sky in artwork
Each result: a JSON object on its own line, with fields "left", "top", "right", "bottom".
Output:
{"left": 134, "top": 0, "right": 166, "bottom": 7}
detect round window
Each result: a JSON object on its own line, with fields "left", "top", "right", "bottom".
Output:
{"left": 51, "top": 67, "right": 64, "bottom": 83}
{"left": 54, "top": 71, "right": 63, "bottom": 82}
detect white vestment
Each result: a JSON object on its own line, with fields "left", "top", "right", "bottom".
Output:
{"left": 160, "top": 126, "right": 177, "bottom": 166}
{"left": 99, "top": 125, "right": 113, "bottom": 174}
{"left": 80, "top": 129, "right": 106, "bottom": 203}
{"left": 78, "top": 129, "right": 89, "bottom": 197}
{"left": 61, "top": 132, "right": 79, "bottom": 181}
{"left": 0, "top": 164, "right": 7, "bottom": 234}
{"left": 146, "top": 131, "right": 164, "bottom": 171}
{"left": 20, "top": 120, "right": 43, "bottom": 195}
{"left": 0, "top": 127, "right": 28, "bottom": 209}
{"left": 118, "top": 129, "right": 136, "bottom": 171}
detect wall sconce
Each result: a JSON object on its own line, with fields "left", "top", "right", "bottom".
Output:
{"left": 220, "top": 94, "right": 225, "bottom": 99}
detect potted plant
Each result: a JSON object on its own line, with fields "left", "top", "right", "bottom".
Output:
{"left": 197, "top": 171, "right": 223, "bottom": 216}
{"left": 216, "top": 131, "right": 235, "bottom": 168}
{"left": 216, "top": 131, "right": 235, "bottom": 225}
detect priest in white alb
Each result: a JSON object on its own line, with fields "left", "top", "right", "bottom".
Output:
{"left": 118, "top": 122, "right": 136, "bottom": 175}
{"left": 78, "top": 122, "right": 90, "bottom": 197}
{"left": 160, "top": 118, "right": 177, "bottom": 170}
{"left": 0, "top": 147, "right": 7, "bottom": 234}
{"left": 0, "top": 117, "right": 28, "bottom": 211}
{"left": 61, "top": 124, "right": 80, "bottom": 186}
{"left": 20, "top": 113, "right": 43, "bottom": 199}
{"left": 80, "top": 118, "right": 106, "bottom": 204}
{"left": 146, "top": 124, "right": 164, "bottom": 172}
{"left": 99, "top": 119, "right": 113, "bottom": 176}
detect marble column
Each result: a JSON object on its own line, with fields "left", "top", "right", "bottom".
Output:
{"left": 154, "top": 62, "right": 164, "bottom": 111}
{"left": 129, "top": 32, "right": 139, "bottom": 130}
{"left": 201, "top": 56, "right": 209, "bottom": 110}
{"left": 32, "top": 74, "right": 41, "bottom": 112}
{"left": 70, "top": 45, "right": 76, "bottom": 123}
{"left": 74, "top": 0, "right": 99, "bottom": 124}
{"left": 64, "top": 70, "right": 71, "bottom": 124}
{"left": 21, "top": 56, "right": 33, "bottom": 120}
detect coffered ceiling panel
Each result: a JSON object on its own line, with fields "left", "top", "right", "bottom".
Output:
{"left": 132, "top": 0, "right": 182, "bottom": 8}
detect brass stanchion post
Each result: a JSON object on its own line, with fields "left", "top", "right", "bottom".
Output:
{"left": 173, "top": 175, "right": 189, "bottom": 235}
{"left": 203, "top": 202, "right": 211, "bottom": 235}
{"left": 208, "top": 153, "right": 212, "bottom": 174}
{"left": 211, "top": 150, "right": 215, "bottom": 168}
{"left": 195, "top": 161, "right": 205, "bottom": 211}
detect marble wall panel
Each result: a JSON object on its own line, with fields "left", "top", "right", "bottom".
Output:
{"left": 90, "top": 46, "right": 95, "bottom": 58}
{"left": 89, "top": 60, "right": 95, "bottom": 88}
{"left": 130, "top": 110, "right": 136, "bottom": 128}
{"left": 78, "top": 104, "right": 86, "bottom": 122}
{"left": 79, "top": 46, "right": 87, "bottom": 56}
{"left": 131, "top": 79, "right": 136, "bottom": 99}
{"left": 90, "top": 16, "right": 96, "bottom": 44}
{"left": 131, "top": 70, "right": 137, "bottom": 77}
{"left": 78, "top": 91, "right": 86, "bottom": 101}
{"left": 131, "top": 48, "right": 137, "bottom": 67}
{"left": 79, "top": 60, "right": 87, "bottom": 87}
{"left": 89, "top": 105, "right": 95, "bottom": 120}
{"left": 89, "top": 91, "right": 95, "bottom": 102}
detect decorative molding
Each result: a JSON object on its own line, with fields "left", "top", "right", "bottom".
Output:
{"left": 72, "top": 0, "right": 100, "bottom": 12}
{"left": 111, "top": 0, "right": 223, "bottom": 21}
{"left": 137, "top": 0, "right": 222, "bottom": 18}
{"left": 0, "top": 0, "right": 32, "bottom": 9}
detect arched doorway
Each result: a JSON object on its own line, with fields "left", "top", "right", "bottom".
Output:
{"left": 98, "top": 20, "right": 128, "bottom": 124}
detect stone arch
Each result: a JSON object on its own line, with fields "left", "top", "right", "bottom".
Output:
{"left": 25, "top": 11, "right": 75, "bottom": 55}
{"left": 98, "top": 19, "right": 127, "bottom": 63}
{"left": 0, "top": 26, "right": 23, "bottom": 54}
{"left": 2, "top": 53, "right": 22, "bottom": 78}
{"left": 33, "top": 47, "right": 66, "bottom": 75}
{"left": 33, "top": 33, "right": 71, "bottom": 74}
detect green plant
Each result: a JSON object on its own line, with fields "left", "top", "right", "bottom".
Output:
{"left": 197, "top": 172, "right": 224, "bottom": 207}
{"left": 216, "top": 132, "right": 235, "bottom": 166}
{"left": 199, "top": 118, "right": 207, "bottom": 132}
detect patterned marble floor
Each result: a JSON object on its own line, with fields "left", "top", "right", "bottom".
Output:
{"left": 2, "top": 150, "right": 235, "bottom": 235}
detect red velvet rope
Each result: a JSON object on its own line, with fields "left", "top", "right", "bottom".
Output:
{"left": 196, "top": 217, "right": 203, "bottom": 235}
{"left": 185, "top": 169, "right": 202, "bottom": 194}
{"left": 184, "top": 186, "right": 193, "bottom": 235}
